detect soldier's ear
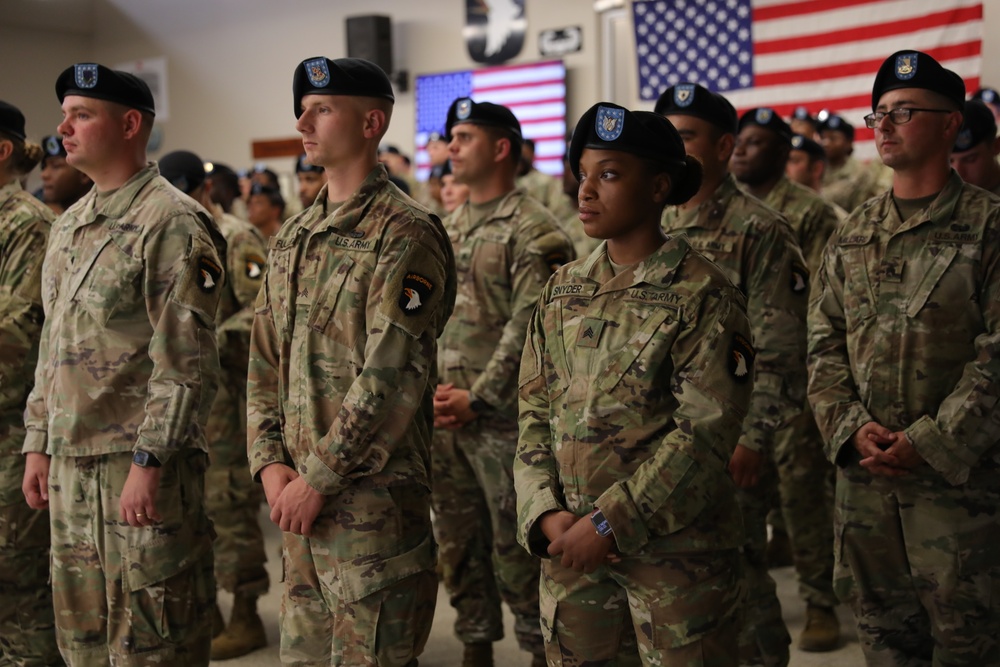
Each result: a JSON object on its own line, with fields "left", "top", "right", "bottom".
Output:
{"left": 0, "top": 138, "right": 12, "bottom": 163}
{"left": 651, "top": 172, "right": 672, "bottom": 205}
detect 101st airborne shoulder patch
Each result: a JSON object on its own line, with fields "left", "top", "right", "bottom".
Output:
{"left": 198, "top": 256, "right": 222, "bottom": 293}
{"left": 545, "top": 250, "right": 569, "bottom": 274}
{"left": 729, "top": 332, "right": 755, "bottom": 383}
{"left": 399, "top": 272, "right": 434, "bottom": 316}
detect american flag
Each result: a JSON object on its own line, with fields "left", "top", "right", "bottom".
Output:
{"left": 633, "top": 0, "right": 983, "bottom": 159}
{"left": 414, "top": 60, "right": 567, "bottom": 179}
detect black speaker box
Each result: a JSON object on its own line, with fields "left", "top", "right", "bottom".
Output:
{"left": 346, "top": 15, "right": 393, "bottom": 75}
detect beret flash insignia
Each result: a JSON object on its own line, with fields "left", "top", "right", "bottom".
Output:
{"left": 595, "top": 105, "right": 625, "bottom": 141}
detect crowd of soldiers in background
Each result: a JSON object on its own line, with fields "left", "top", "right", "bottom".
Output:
{"left": 2, "top": 51, "right": 999, "bottom": 667}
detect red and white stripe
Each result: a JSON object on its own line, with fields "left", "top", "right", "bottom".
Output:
{"left": 416, "top": 60, "right": 567, "bottom": 178}
{"left": 724, "top": 0, "right": 982, "bottom": 160}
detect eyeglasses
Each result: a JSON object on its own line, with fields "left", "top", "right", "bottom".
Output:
{"left": 863, "top": 108, "right": 953, "bottom": 129}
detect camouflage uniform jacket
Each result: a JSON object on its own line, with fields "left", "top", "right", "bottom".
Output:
{"left": 662, "top": 174, "right": 808, "bottom": 453}
{"left": 22, "top": 163, "right": 226, "bottom": 462}
{"left": 0, "top": 182, "right": 52, "bottom": 504}
{"left": 516, "top": 236, "right": 754, "bottom": 556}
{"left": 439, "top": 190, "right": 572, "bottom": 418}
{"left": 762, "top": 175, "right": 845, "bottom": 274}
{"left": 247, "top": 165, "right": 457, "bottom": 496}
{"left": 822, "top": 156, "right": 880, "bottom": 215}
{"left": 206, "top": 210, "right": 266, "bottom": 459}
{"left": 808, "top": 172, "right": 1000, "bottom": 486}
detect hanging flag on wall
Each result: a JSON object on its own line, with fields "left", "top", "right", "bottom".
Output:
{"left": 414, "top": 60, "right": 567, "bottom": 179}
{"left": 632, "top": 0, "right": 983, "bottom": 159}
{"left": 465, "top": 0, "right": 526, "bottom": 65}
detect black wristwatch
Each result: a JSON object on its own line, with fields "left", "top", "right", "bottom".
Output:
{"left": 468, "top": 392, "right": 489, "bottom": 415}
{"left": 132, "top": 450, "right": 162, "bottom": 468}
{"left": 591, "top": 508, "right": 613, "bottom": 537}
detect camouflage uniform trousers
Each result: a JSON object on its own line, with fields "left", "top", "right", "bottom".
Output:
{"left": 835, "top": 465, "right": 1000, "bottom": 666}
{"left": 279, "top": 484, "right": 437, "bottom": 667}
{"left": 48, "top": 451, "right": 215, "bottom": 667}
{"left": 736, "top": 454, "right": 791, "bottom": 666}
{"left": 204, "top": 439, "right": 268, "bottom": 597}
{"left": 772, "top": 408, "right": 837, "bottom": 608}
{"left": 431, "top": 414, "right": 543, "bottom": 654}
{"left": 538, "top": 549, "right": 744, "bottom": 666}
{"left": 0, "top": 500, "right": 62, "bottom": 666}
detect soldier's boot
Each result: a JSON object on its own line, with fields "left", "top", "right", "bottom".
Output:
{"left": 798, "top": 604, "right": 840, "bottom": 652}
{"left": 462, "top": 641, "right": 493, "bottom": 667}
{"left": 210, "top": 592, "right": 267, "bottom": 660}
{"left": 766, "top": 527, "right": 793, "bottom": 568}
{"left": 212, "top": 602, "right": 225, "bottom": 638}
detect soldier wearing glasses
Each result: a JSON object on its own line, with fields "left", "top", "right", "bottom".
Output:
{"left": 809, "top": 50, "right": 1000, "bottom": 665}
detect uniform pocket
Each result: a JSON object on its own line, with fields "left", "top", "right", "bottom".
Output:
{"left": 72, "top": 237, "right": 143, "bottom": 326}
{"left": 595, "top": 306, "right": 679, "bottom": 421}
{"left": 307, "top": 254, "right": 361, "bottom": 347}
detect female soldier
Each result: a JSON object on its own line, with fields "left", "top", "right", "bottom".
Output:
{"left": 515, "top": 102, "right": 754, "bottom": 666}
{"left": 0, "top": 100, "right": 59, "bottom": 665}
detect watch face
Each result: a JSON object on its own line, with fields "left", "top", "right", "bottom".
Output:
{"left": 133, "top": 451, "right": 150, "bottom": 466}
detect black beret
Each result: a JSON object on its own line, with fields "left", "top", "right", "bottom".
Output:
{"left": 0, "top": 100, "right": 26, "bottom": 141}
{"left": 56, "top": 63, "right": 155, "bottom": 116}
{"left": 871, "top": 50, "right": 965, "bottom": 111}
{"left": 817, "top": 113, "right": 855, "bottom": 141}
{"left": 295, "top": 153, "right": 323, "bottom": 174}
{"left": 972, "top": 87, "right": 1000, "bottom": 106}
{"left": 158, "top": 150, "right": 206, "bottom": 195}
{"left": 791, "top": 106, "right": 815, "bottom": 123}
{"left": 790, "top": 134, "right": 826, "bottom": 161}
{"left": 568, "top": 102, "right": 686, "bottom": 177}
{"left": 428, "top": 162, "right": 448, "bottom": 180}
{"left": 954, "top": 99, "right": 997, "bottom": 152}
{"left": 445, "top": 97, "right": 523, "bottom": 145}
{"left": 654, "top": 82, "right": 738, "bottom": 134}
{"left": 738, "top": 107, "right": 792, "bottom": 142}
{"left": 427, "top": 131, "right": 447, "bottom": 144}
{"left": 41, "top": 135, "right": 66, "bottom": 160}
{"left": 293, "top": 57, "right": 394, "bottom": 119}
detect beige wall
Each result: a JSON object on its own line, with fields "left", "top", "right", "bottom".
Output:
{"left": 2, "top": 0, "right": 999, "bottom": 176}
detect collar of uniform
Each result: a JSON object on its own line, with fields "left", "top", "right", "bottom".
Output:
{"left": 452, "top": 188, "right": 523, "bottom": 237}
{"left": 0, "top": 179, "right": 22, "bottom": 208}
{"left": 572, "top": 234, "right": 685, "bottom": 294}
{"left": 762, "top": 174, "right": 794, "bottom": 210}
{"left": 670, "top": 172, "right": 738, "bottom": 231}
{"left": 311, "top": 164, "right": 389, "bottom": 235}
{"left": 77, "top": 162, "right": 158, "bottom": 225}
{"left": 865, "top": 170, "right": 963, "bottom": 233}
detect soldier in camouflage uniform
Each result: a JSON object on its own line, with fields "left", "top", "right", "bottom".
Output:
{"left": 247, "top": 57, "right": 456, "bottom": 667}
{"left": 951, "top": 99, "right": 1000, "bottom": 196}
{"left": 21, "top": 64, "right": 224, "bottom": 667}
{"left": 158, "top": 149, "right": 270, "bottom": 660}
{"left": 431, "top": 97, "right": 572, "bottom": 667}
{"left": 785, "top": 134, "right": 827, "bottom": 194}
{"left": 818, "top": 113, "right": 880, "bottom": 214}
{"left": 0, "top": 101, "right": 62, "bottom": 667}
{"left": 809, "top": 49, "right": 1000, "bottom": 666}
{"left": 658, "top": 83, "right": 807, "bottom": 667}
{"left": 516, "top": 101, "right": 753, "bottom": 666}
{"left": 731, "top": 108, "right": 843, "bottom": 652}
